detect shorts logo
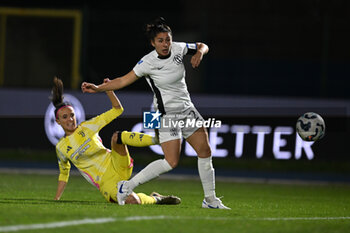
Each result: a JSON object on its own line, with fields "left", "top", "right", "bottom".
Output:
{"left": 143, "top": 110, "right": 161, "bottom": 129}
{"left": 170, "top": 128, "right": 178, "bottom": 137}
{"left": 173, "top": 54, "right": 183, "bottom": 65}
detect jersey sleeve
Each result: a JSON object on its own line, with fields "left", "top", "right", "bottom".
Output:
{"left": 56, "top": 147, "right": 71, "bottom": 182}
{"left": 184, "top": 43, "right": 197, "bottom": 55}
{"left": 133, "top": 58, "right": 150, "bottom": 78}
{"left": 82, "top": 107, "right": 123, "bottom": 133}
{"left": 175, "top": 42, "right": 197, "bottom": 56}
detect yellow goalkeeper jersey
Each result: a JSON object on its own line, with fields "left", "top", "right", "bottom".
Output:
{"left": 55, "top": 107, "right": 123, "bottom": 190}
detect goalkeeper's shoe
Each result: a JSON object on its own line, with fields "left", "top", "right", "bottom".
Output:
{"left": 117, "top": 180, "right": 132, "bottom": 205}
{"left": 202, "top": 197, "right": 230, "bottom": 210}
{"left": 151, "top": 192, "right": 181, "bottom": 205}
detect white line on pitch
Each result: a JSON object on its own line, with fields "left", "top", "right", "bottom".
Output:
{"left": 0, "top": 218, "right": 115, "bottom": 232}
{"left": 253, "top": 216, "right": 350, "bottom": 221}
{"left": 1, "top": 216, "right": 350, "bottom": 232}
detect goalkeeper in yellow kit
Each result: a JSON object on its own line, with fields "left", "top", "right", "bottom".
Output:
{"left": 52, "top": 77, "right": 180, "bottom": 205}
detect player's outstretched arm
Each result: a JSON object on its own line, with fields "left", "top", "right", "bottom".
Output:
{"left": 103, "top": 78, "right": 123, "bottom": 110}
{"left": 191, "top": 42, "right": 209, "bottom": 68}
{"left": 54, "top": 180, "right": 67, "bottom": 200}
{"left": 81, "top": 70, "right": 139, "bottom": 93}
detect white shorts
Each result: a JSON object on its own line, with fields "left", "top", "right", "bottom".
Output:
{"left": 157, "top": 107, "right": 205, "bottom": 144}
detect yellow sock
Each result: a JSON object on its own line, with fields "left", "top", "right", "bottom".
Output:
{"left": 136, "top": 193, "right": 156, "bottom": 205}
{"left": 121, "top": 131, "right": 157, "bottom": 147}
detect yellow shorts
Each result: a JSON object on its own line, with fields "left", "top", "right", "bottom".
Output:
{"left": 99, "top": 150, "right": 133, "bottom": 202}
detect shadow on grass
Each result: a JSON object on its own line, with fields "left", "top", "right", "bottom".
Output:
{"left": 0, "top": 198, "right": 108, "bottom": 205}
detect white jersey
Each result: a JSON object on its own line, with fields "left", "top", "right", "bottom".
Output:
{"left": 133, "top": 42, "right": 197, "bottom": 114}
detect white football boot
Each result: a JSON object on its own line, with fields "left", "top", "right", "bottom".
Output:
{"left": 116, "top": 180, "right": 132, "bottom": 205}
{"left": 202, "top": 197, "right": 231, "bottom": 210}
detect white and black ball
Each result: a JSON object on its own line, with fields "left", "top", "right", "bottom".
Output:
{"left": 296, "top": 112, "right": 325, "bottom": 141}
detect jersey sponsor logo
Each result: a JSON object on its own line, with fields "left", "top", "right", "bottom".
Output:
{"left": 173, "top": 54, "right": 183, "bottom": 65}
{"left": 76, "top": 144, "right": 90, "bottom": 159}
{"left": 137, "top": 60, "right": 144, "bottom": 65}
{"left": 44, "top": 94, "right": 85, "bottom": 146}
{"left": 70, "top": 138, "right": 91, "bottom": 159}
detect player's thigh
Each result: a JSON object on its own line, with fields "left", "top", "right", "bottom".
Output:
{"left": 110, "top": 150, "right": 133, "bottom": 180}
{"left": 100, "top": 159, "right": 133, "bottom": 203}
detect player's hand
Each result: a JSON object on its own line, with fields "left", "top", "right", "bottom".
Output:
{"left": 103, "top": 78, "right": 114, "bottom": 94}
{"left": 190, "top": 51, "right": 203, "bottom": 68}
{"left": 81, "top": 82, "right": 99, "bottom": 93}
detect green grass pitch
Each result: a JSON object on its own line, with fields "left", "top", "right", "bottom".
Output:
{"left": 0, "top": 173, "right": 350, "bottom": 233}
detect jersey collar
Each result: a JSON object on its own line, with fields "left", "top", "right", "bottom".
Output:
{"left": 158, "top": 52, "right": 171, "bottom": 59}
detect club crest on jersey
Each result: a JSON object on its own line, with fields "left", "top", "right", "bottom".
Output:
{"left": 78, "top": 131, "right": 85, "bottom": 137}
{"left": 173, "top": 54, "right": 183, "bottom": 65}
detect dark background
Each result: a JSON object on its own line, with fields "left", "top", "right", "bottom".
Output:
{"left": 1, "top": 0, "right": 349, "bottom": 98}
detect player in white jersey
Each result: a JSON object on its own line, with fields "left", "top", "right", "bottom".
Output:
{"left": 81, "top": 17, "right": 229, "bottom": 209}
{"left": 134, "top": 41, "right": 194, "bottom": 113}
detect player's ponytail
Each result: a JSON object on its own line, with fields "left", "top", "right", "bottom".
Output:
{"left": 51, "top": 77, "right": 64, "bottom": 107}
{"left": 145, "top": 17, "right": 172, "bottom": 42}
{"left": 51, "top": 77, "right": 71, "bottom": 119}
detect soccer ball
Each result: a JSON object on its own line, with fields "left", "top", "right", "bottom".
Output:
{"left": 296, "top": 112, "right": 325, "bottom": 141}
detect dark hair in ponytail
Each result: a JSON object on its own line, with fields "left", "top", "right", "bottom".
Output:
{"left": 145, "top": 17, "right": 172, "bottom": 42}
{"left": 51, "top": 77, "right": 71, "bottom": 119}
